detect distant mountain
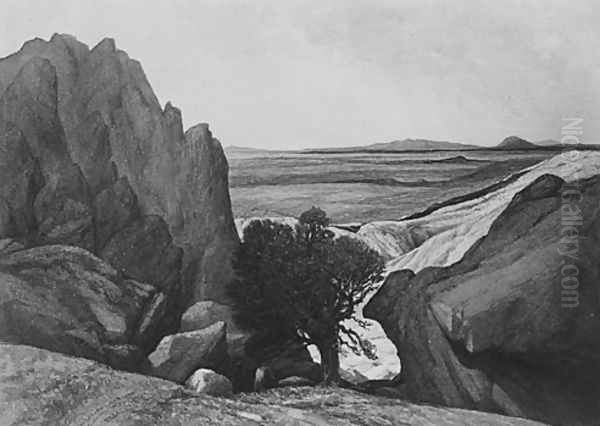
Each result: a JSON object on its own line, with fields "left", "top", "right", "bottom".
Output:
{"left": 497, "top": 136, "right": 538, "bottom": 149}
{"left": 305, "top": 138, "right": 480, "bottom": 153}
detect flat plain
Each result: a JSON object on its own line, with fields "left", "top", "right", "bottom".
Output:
{"left": 227, "top": 149, "right": 555, "bottom": 223}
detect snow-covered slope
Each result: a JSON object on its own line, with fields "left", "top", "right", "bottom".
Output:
{"left": 383, "top": 151, "right": 600, "bottom": 273}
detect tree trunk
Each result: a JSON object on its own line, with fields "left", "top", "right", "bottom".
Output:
{"left": 318, "top": 338, "right": 341, "bottom": 385}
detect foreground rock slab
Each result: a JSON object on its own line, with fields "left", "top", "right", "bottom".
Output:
{"left": 0, "top": 344, "right": 545, "bottom": 425}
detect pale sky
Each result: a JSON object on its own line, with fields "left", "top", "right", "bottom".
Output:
{"left": 1, "top": 0, "right": 598, "bottom": 149}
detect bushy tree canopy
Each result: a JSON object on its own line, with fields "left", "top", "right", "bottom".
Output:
{"left": 229, "top": 207, "right": 384, "bottom": 384}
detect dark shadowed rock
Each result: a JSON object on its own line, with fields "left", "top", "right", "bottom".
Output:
{"left": 103, "top": 343, "right": 145, "bottom": 372}
{"left": 133, "top": 292, "right": 169, "bottom": 351}
{"left": 93, "top": 176, "right": 140, "bottom": 250}
{"left": 100, "top": 215, "right": 182, "bottom": 293}
{"left": 268, "top": 358, "right": 322, "bottom": 384}
{"left": 146, "top": 321, "right": 228, "bottom": 383}
{"left": 0, "top": 123, "right": 44, "bottom": 240}
{"left": 71, "top": 111, "right": 115, "bottom": 194}
{"left": 245, "top": 339, "right": 323, "bottom": 388}
{"left": 365, "top": 174, "right": 600, "bottom": 426}
{"left": 33, "top": 164, "right": 95, "bottom": 250}
{"left": 0, "top": 344, "right": 544, "bottom": 425}
{"left": 0, "top": 245, "right": 156, "bottom": 368}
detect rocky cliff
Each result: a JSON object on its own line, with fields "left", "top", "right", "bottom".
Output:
{"left": 0, "top": 34, "right": 238, "bottom": 367}
{"left": 0, "top": 33, "right": 238, "bottom": 305}
{"left": 365, "top": 171, "right": 600, "bottom": 425}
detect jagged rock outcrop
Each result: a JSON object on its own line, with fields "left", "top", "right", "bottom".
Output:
{"left": 365, "top": 174, "right": 600, "bottom": 426}
{"left": 0, "top": 245, "right": 164, "bottom": 370}
{"left": 0, "top": 344, "right": 545, "bottom": 425}
{"left": 175, "top": 123, "right": 238, "bottom": 304}
{"left": 0, "top": 33, "right": 238, "bottom": 312}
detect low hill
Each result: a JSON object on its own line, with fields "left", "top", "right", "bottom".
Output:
{"left": 305, "top": 138, "right": 480, "bottom": 153}
{"left": 497, "top": 136, "right": 538, "bottom": 149}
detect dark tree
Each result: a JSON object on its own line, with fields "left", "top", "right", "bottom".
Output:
{"left": 229, "top": 207, "right": 384, "bottom": 384}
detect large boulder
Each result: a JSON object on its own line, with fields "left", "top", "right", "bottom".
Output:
{"left": 180, "top": 300, "right": 250, "bottom": 358}
{"left": 146, "top": 321, "right": 228, "bottom": 383}
{"left": 0, "top": 245, "right": 160, "bottom": 369}
{"left": 0, "top": 344, "right": 545, "bottom": 425}
{"left": 185, "top": 368, "right": 233, "bottom": 397}
{"left": 365, "top": 174, "right": 600, "bottom": 426}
